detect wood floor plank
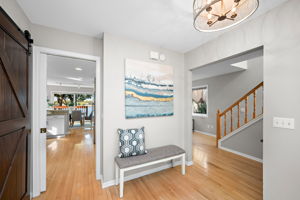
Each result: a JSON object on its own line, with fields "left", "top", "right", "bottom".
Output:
{"left": 34, "top": 130, "right": 262, "bottom": 200}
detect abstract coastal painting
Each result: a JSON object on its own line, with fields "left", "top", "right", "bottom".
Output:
{"left": 125, "top": 59, "right": 174, "bottom": 119}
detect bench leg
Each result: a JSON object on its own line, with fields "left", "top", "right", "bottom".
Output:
{"left": 171, "top": 159, "right": 175, "bottom": 168}
{"left": 115, "top": 163, "right": 119, "bottom": 185}
{"left": 181, "top": 154, "right": 186, "bottom": 175}
{"left": 120, "top": 169, "right": 124, "bottom": 198}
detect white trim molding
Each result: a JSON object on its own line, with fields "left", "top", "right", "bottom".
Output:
{"left": 194, "top": 130, "right": 216, "bottom": 138}
{"left": 219, "top": 146, "right": 263, "bottom": 163}
{"left": 186, "top": 161, "right": 193, "bottom": 166}
{"left": 47, "top": 82, "right": 95, "bottom": 88}
{"left": 32, "top": 46, "right": 102, "bottom": 197}
{"left": 192, "top": 113, "right": 208, "bottom": 118}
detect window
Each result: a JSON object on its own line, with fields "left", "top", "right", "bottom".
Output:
{"left": 192, "top": 86, "right": 208, "bottom": 117}
{"left": 52, "top": 93, "right": 94, "bottom": 106}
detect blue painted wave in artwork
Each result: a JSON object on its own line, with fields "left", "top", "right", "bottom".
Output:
{"left": 125, "top": 77, "right": 174, "bottom": 118}
{"left": 126, "top": 82, "right": 173, "bottom": 93}
{"left": 125, "top": 96, "right": 173, "bottom": 119}
{"left": 125, "top": 78, "right": 173, "bottom": 88}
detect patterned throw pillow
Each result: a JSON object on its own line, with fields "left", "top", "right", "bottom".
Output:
{"left": 117, "top": 127, "right": 147, "bottom": 158}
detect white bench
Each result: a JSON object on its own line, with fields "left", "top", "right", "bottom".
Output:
{"left": 115, "top": 145, "right": 186, "bottom": 198}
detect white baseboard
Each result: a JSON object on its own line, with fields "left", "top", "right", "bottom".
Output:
{"left": 194, "top": 130, "right": 216, "bottom": 138}
{"left": 102, "top": 179, "right": 115, "bottom": 188}
{"left": 219, "top": 145, "right": 263, "bottom": 163}
{"left": 101, "top": 160, "right": 192, "bottom": 188}
{"left": 186, "top": 161, "right": 193, "bottom": 166}
{"left": 217, "top": 115, "right": 263, "bottom": 163}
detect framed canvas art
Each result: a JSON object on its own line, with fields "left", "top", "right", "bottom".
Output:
{"left": 192, "top": 85, "right": 208, "bottom": 117}
{"left": 125, "top": 59, "right": 174, "bottom": 118}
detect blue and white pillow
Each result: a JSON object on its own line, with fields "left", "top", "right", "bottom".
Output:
{"left": 117, "top": 127, "right": 147, "bottom": 158}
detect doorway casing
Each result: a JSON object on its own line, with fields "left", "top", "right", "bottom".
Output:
{"left": 31, "top": 46, "right": 102, "bottom": 197}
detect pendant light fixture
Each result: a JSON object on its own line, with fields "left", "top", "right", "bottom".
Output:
{"left": 193, "top": 0, "right": 259, "bottom": 32}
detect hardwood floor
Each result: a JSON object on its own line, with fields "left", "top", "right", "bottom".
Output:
{"left": 191, "top": 133, "right": 262, "bottom": 200}
{"left": 34, "top": 130, "right": 262, "bottom": 200}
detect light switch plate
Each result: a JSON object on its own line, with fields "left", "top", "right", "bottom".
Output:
{"left": 273, "top": 117, "right": 280, "bottom": 128}
{"left": 285, "top": 118, "right": 295, "bottom": 129}
{"left": 273, "top": 117, "right": 295, "bottom": 129}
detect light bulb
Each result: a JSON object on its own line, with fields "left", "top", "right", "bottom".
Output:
{"left": 207, "top": 13, "right": 212, "bottom": 19}
{"left": 207, "top": 0, "right": 212, "bottom": 4}
{"left": 231, "top": 7, "right": 237, "bottom": 12}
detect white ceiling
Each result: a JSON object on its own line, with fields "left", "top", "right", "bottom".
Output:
{"left": 192, "top": 47, "right": 263, "bottom": 80}
{"left": 47, "top": 55, "right": 96, "bottom": 87}
{"left": 192, "top": 63, "right": 246, "bottom": 81}
{"left": 17, "top": 0, "right": 288, "bottom": 53}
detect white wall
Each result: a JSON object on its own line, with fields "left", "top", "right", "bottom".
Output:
{"left": 221, "top": 118, "right": 263, "bottom": 159}
{"left": 185, "top": 0, "right": 300, "bottom": 199}
{"left": 1, "top": 0, "right": 30, "bottom": 31}
{"left": 102, "top": 33, "right": 185, "bottom": 182}
{"left": 30, "top": 24, "right": 102, "bottom": 57}
{"left": 1, "top": 0, "right": 103, "bottom": 58}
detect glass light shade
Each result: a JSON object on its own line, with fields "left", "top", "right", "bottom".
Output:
{"left": 193, "top": 0, "right": 259, "bottom": 32}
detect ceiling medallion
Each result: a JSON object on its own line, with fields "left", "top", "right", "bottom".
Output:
{"left": 193, "top": 0, "right": 259, "bottom": 32}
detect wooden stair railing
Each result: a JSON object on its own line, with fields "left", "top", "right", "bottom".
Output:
{"left": 216, "top": 82, "right": 264, "bottom": 147}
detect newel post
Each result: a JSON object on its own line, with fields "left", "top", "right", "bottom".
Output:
{"left": 216, "top": 110, "right": 221, "bottom": 147}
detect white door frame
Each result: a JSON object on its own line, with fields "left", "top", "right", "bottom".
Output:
{"left": 31, "top": 46, "right": 102, "bottom": 197}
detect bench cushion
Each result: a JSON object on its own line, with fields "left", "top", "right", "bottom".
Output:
{"left": 115, "top": 145, "right": 185, "bottom": 169}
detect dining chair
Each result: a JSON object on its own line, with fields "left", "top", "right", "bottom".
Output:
{"left": 71, "top": 110, "right": 83, "bottom": 126}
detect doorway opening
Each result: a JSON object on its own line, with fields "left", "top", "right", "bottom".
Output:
{"left": 190, "top": 47, "right": 264, "bottom": 199}
{"left": 31, "top": 47, "right": 101, "bottom": 198}
{"left": 47, "top": 55, "right": 96, "bottom": 137}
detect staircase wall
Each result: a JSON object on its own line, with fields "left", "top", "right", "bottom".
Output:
{"left": 192, "top": 55, "right": 263, "bottom": 135}
{"left": 220, "top": 117, "right": 263, "bottom": 160}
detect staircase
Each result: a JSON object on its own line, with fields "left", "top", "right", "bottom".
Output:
{"left": 216, "top": 82, "right": 264, "bottom": 147}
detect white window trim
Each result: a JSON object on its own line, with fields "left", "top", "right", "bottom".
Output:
{"left": 192, "top": 113, "right": 208, "bottom": 118}
{"left": 192, "top": 85, "right": 208, "bottom": 118}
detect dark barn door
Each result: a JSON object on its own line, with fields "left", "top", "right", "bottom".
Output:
{"left": 0, "top": 8, "right": 32, "bottom": 200}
